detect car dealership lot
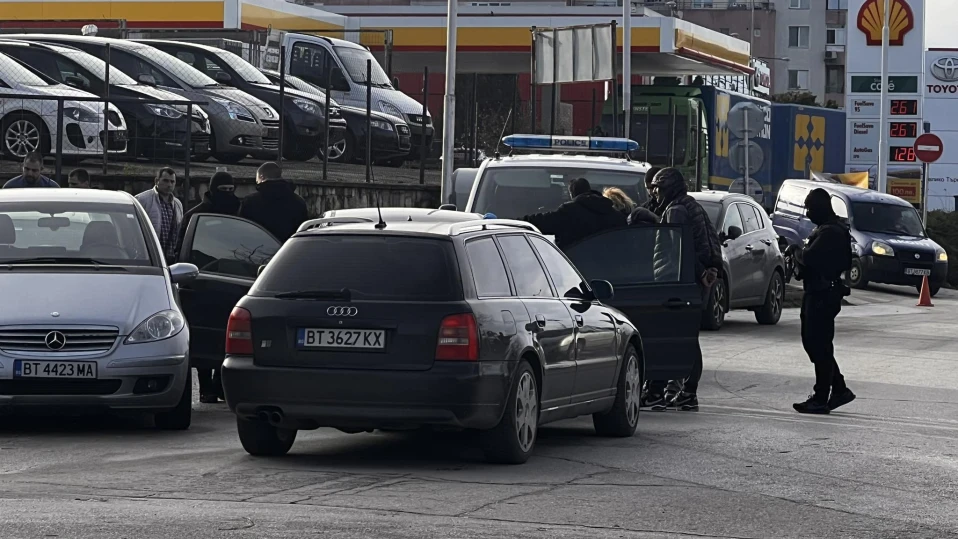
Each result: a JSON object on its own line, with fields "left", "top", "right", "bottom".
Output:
{"left": 1, "top": 285, "right": 958, "bottom": 539}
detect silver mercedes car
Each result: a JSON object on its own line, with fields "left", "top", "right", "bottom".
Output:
{"left": 0, "top": 189, "right": 197, "bottom": 429}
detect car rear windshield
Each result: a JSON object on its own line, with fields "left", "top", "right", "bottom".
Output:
{"left": 851, "top": 202, "right": 925, "bottom": 237}
{"left": 0, "top": 202, "right": 153, "bottom": 266}
{"left": 472, "top": 167, "right": 650, "bottom": 219}
{"left": 252, "top": 235, "right": 462, "bottom": 301}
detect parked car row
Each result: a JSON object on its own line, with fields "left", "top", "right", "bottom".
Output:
{"left": 0, "top": 33, "right": 428, "bottom": 165}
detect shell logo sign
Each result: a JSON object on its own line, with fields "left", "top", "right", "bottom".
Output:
{"left": 857, "top": 0, "right": 915, "bottom": 46}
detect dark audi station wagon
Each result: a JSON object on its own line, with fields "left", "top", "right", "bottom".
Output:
{"left": 222, "top": 217, "right": 645, "bottom": 464}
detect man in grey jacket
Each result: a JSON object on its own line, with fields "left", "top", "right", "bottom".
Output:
{"left": 136, "top": 167, "right": 183, "bottom": 261}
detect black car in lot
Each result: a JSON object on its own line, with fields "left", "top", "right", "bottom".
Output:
{"left": 0, "top": 39, "right": 210, "bottom": 159}
{"left": 137, "top": 40, "right": 348, "bottom": 161}
{"left": 259, "top": 69, "right": 412, "bottom": 165}
{"left": 177, "top": 212, "right": 644, "bottom": 463}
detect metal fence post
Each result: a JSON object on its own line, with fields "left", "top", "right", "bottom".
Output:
{"left": 420, "top": 66, "right": 429, "bottom": 185}
{"left": 278, "top": 45, "right": 287, "bottom": 169}
{"left": 103, "top": 44, "right": 110, "bottom": 175}
{"left": 184, "top": 103, "right": 192, "bottom": 206}
{"left": 55, "top": 98, "right": 64, "bottom": 183}
{"left": 322, "top": 66, "right": 331, "bottom": 182}
{"left": 512, "top": 75, "right": 518, "bottom": 136}
{"left": 611, "top": 21, "right": 618, "bottom": 138}
{"left": 366, "top": 58, "right": 373, "bottom": 183}
{"left": 472, "top": 73, "right": 479, "bottom": 167}
{"left": 591, "top": 88, "right": 597, "bottom": 134}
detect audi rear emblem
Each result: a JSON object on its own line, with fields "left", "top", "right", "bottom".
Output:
{"left": 327, "top": 306, "right": 358, "bottom": 317}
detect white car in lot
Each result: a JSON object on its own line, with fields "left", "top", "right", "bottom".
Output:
{"left": 0, "top": 51, "right": 127, "bottom": 158}
{"left": 0, "top": 189, "right": 197, "bottom": 429}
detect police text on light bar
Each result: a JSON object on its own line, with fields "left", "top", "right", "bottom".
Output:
{"left": 502, "top": 135, "right": 639, "bottom": 153}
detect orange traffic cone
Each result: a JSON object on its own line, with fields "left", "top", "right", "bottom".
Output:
{"left": 917, "top": 275, "right": 934, "bottom": 307}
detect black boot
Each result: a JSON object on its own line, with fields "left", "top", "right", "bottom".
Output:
{"left": 828, "top": 388, "right": 856, "bottom": 411}
{"left": 793, "top": 395, "right": 829, "bottom": 414}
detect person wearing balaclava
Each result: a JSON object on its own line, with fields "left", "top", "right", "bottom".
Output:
{"left": 641, "top": 167, "right": 722, "bottom": 413}
{"left": 178, "top": 170, "right": 242, "bottom": 403}
{"left": 642, "top": 167, "right": 662, "bottom": 214}
{"left": 789, "top": 188, "right": 855, "bottom": 415}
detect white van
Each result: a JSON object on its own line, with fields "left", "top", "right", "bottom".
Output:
{"left": 263, "top": 32, "right": 434, "bottom": 162}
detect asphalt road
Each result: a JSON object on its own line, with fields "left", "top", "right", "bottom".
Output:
{"left": 1, "top": 285, "right": 957, "bottom": 539}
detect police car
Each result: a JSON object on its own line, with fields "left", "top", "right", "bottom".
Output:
{"left": 442, "top": 135, "right": 652, "bottom": 217}
{"left": 441, "top": 135, "right": 703, "bottom": 393}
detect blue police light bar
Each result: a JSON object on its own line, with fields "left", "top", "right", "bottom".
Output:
{"left": 501, "top": 134, "right": 639, "bottom": 153}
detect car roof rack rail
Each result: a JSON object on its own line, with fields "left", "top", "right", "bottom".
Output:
{"left": 296, "top": 216, "right": 375, "bottom": 233}
{"left": 447, "top": 219, "right": 541, "bottom": 236}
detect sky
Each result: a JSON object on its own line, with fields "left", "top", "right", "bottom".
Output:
{"left": 926, "top": 0, "right": 953, "bottom": 48}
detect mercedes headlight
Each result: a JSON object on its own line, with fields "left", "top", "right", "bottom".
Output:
{"left": 218, "top": 100, "right": 255, "bottom": 122}
{"left": 125, "top": 310, "right": 186, "bottom": 344}
{"left": 871, "top": 241, "right": 895, "bottom": 257}
{"left": 292, "top": 97, "right": 319, "bottom": 115}
{"left": 63, "top": 107, "right": 99, "bottom": 123}
{"left": 938, "top": 251, "right": 948, "bottom": 262}
{"left": 369, "top": 119, "right": 393, "bottom": 131}
{"left": 379, "top": 101, "right": 403, "bottom": 118}
{"left": 145, "top": 104, "right": 185, "bottom": 119}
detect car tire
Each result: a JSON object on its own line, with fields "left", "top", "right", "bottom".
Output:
{"left": 755, "top": 271, "right": 785, "bottom": 325}
{"left": 154, "top": 369, "right": 192, "bottom": 431}
{"left": 236, "top": 416, "right": 297, "bottom": 457}
{"left": 701, "top": 277, "right": 726, "bottom": 331}
{"left": 382, "top": 157, "right": 405, "bottom": 168}
{"left": 213, "top": 152, "right": 246, "bottom": 165}
{"left": 593, "top": 344, "right": 642, "bottom": 437}
{"left": 916, "top": 283, "right": 941, "bottom": 297}
{"left": 849, "top": 257, "right": 868, "bottom": 289}
{"left": 2, "top": 112, "right": 49, "bottom": 159}
{"left": 284, "top": 130, "right": 322, "bottom": 162}
{"left": 480, "top": 360, "right": 538, "bottom": 464}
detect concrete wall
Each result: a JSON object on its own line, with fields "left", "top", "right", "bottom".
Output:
{"left": 772, "top": 0, "right": 827, "bottom": 101}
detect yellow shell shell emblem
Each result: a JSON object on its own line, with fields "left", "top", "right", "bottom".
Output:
{"left": 857, "top": 0, "right": 915, "bottom": 46}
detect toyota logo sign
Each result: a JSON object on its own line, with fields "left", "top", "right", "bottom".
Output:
{"left": 327, "top": 306, "right": 358, "bottom": 317}
{"left": 932, "top": 57, "right": 958, "bottom": 82}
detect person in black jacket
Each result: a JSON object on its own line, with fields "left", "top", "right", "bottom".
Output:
{"left": 642, "top": 166, "right": 662, "bottom": 213}
{"left": 643, "top": 168, "right": 723, "bottom": 412}
{"left": 180, "top": 170, "right": 241, "bottom": 403}
{"left": 790, "top": 188, "right": 855, "bottom": 414}
{"left": 238, "top": 162, "right": 309, "bottom": 242}
{"left": 521, "top": 178, "right": 626, "bottom": 248}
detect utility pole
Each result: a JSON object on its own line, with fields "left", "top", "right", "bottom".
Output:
{"left": 623, "top": 0, "right": 632, "bottom": 139}
{"left": 440, "top": 0, "right": 458, "bottom": 188}
{"left": 876, "top": 0, "right": 891, "bottom": 194}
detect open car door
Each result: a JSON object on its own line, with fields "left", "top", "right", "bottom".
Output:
{"left": 564, "top": 224, "right": 702, "bottom": 381}
{"left": 176, "top": 213, "right": 281, "bottom": 369}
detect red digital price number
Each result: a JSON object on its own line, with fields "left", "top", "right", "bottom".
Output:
{"left": 890, "top": 99, "right": 918, "bottom": 115}
{"left": 889, "top": 146, "right": 917, "bottom": 162}
{"left": 889, "top": 122, "right": 918, "bottom": 138}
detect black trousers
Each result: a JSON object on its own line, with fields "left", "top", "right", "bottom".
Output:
{"left": 801, "top": 291, "right": 846, "bottom": 402}
{"left": 197, "top": 368, "right": 222, "bottom": 397}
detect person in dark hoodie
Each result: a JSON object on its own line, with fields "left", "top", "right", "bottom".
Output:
{"left": 238, "top": 162, "right": 309, "bottom": 242}
{"left": 642, "top": 166, "right": 662, "bottom": 213}
{"left": 521, "top": 178, "right": 625, "bottom": 248}
{"left": 790, "top": 188, "right": 855, "bottom": 415}
{"left": 180, "top": 170, "right": 241, "bottom": 403}
{"left": 643, "top": 168, "right": 723, "bottom": 412}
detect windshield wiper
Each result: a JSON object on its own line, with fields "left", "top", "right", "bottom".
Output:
{"left": 274, "top": 288, "right": 352, "bottom": 300}
{"left": 1, "top": 257, "right": 124, "bottom": 269}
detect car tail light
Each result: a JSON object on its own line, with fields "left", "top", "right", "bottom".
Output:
{"left": 226, "top": 307, "right": 253, "bottom": 355}
{"left": 435, "top": 313, "right": 478, "bottom": 361}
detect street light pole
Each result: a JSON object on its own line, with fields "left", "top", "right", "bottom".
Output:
{"left": 440, "top": 0, "right": 458, "bottom": 188}
{"left": 623, "top": 0, "right": 632, "bottom": 139}
{"left": 876, "top": 0, "right": 891, "bottom": 194}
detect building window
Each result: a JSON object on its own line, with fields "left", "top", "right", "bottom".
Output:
{"left": 826, "top": 27, "right": 846, "bottom": 45}
{"left": 826, "top": 66, "right": 844, "bottom": 94}
{"left": 826, "top": 0, "right": 848, "bottom": 9}
{"left": 788, "top": 26, "right": 810, "bottom": 48}
{"left": 789, "top": 0, "right": 809, "bottom": 8}
{"left": 788, "top": 70, "right": 810, "bottom": 90}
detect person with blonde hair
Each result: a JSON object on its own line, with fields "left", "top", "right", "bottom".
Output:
{"left": 602, "top": 187, "right": 635, "bottom": 218}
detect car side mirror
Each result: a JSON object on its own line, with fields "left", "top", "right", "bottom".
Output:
{"left": 137, "top": 73, "right": 157, "bottom": 86}
{"left": 169, "top": 262, "right": 199, "bottom": 284}
{"left": 589, "top": 279, "right": 614, "bottom": 302}
{"left": 64, "top": 75, "right": 88, "bottom": 89}
{"left": 438, "top": 204, "right": 457, "bottom": 211}
{"left": 257, "top": 264, "right": 266, "bottom": 277}
{"left": 330, "top": 67, "right": 351, "bottom": 92}
{"left": 215, "top": 71, "right": 232, "bottom": 84}
{"left": 725, "top": 225, "right": 743, "bottom": 241}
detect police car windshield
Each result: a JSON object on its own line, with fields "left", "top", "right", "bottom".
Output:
{"left": 472, "top": 167, "right": 649, "bottom": 219}
{"left": 851, "top": 202, "right": 925, "bottom": 237}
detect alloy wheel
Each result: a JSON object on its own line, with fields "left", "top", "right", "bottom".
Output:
{"left": 325, "top": 138, "right": 346, "bottom": 161}
{"left": 514, "top": 371, "right": 538, "bottom": 453}
{"left": 624, "top": 354, "right": 641, "bottom": 427}
{"left": 849, "top": 265, "right": 861, "bottom": 284}
{"left": 771, "top": 276, "right": 783, "bottom": 318}
{"left": 713, "top": 280, "right": 726, "bottom": 323}
{"left": 5, "top": 119, "right": 41, "bottom": 158}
